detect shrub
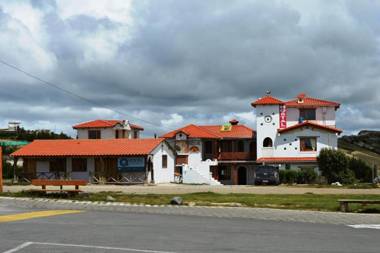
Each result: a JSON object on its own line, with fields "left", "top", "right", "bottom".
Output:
{"left": 300, "top": 168, "right": 318, "bottom": 184}
{"left": 279, "top": 169, "right": 318, "bottom": 184}
{"left": 280, "top": 170, "right": 297, "bottom": 184}
{"left": 317, "top": 148, "right": 355, "bottom": 184}
{"left": 348, "top": 158, "right": 373, "bottom": 183}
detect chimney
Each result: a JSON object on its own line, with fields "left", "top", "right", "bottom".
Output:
{"left": 297, "top": 93, "right": 306, "bottom": 103}
{"left": 229, "top": 119, "right": 239, "bottom": 125}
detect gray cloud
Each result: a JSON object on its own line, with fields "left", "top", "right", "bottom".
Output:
{"left": 0, "top": 0, "right": 379, "bottom": 137}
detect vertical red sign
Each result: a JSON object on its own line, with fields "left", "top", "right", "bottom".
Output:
{"left": 279, "top": 105, "right": 287, "bottom": 129}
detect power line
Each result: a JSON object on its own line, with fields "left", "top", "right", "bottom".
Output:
{"left": 0, "top": 59, "right": 168, "bottom": 131}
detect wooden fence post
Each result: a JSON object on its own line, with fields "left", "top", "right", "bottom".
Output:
{"left": 0, "top": 146, "right": 3, "bottom": 193}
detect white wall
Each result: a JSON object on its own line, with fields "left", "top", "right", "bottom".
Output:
{"left": 68, "top": 157, "right": 95, "bottom": 181}
{"left": 286, "top": 107, "right": 336, "bottom": 127}
{"left": 77, "top": 128, "right": 116, "bottom": 139}
{"left": 151, "top": 142, "right": 175, "bottom": 183}
{"left": 274, "top": 128, "right": 338, "bottom": 157}
{"left": 76, "top": 128, "right": 139, "bottom": 139}
{"left": 35, "top": 157, "right": 95, "bottom": 181}
{"left": 255, "top": 105, "right": 280, "bottom": 159}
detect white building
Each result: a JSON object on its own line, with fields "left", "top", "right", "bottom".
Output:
{"left": 73, "top": 120, "right": 144, "bottom": 139}
{"left": 161, "top": 120, "right": 256, "bottom": 185}
{"left": 252, "top": 93, "right": 342, "bottom": 170}
{"left": 11, "top": 138, "right": 175, "bottom": 184}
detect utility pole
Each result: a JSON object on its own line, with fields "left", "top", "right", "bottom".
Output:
{"left": 0, "top": 146, "right": 3, "bottom": 193}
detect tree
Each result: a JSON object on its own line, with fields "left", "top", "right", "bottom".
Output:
{"left": 348, "top": 157, "right": 373, "bottom": 183}
{"left": 317, "top": 148, "right": 355, "bottom": 184}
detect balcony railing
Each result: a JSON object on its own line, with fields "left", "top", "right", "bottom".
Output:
{"left": 218, "top": 152, "right": 256, "bottom": 161}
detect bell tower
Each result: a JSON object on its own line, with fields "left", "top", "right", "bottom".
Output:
{"left": 251, "top": 94, "right": 284, "bottom": 159}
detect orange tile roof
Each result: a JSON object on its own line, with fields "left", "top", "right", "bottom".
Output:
{"left": 200, "top": 125, "right": 255, "bottom": 139}
{"left": 11, "top": 138, "right": 164, "bottom": 157}
{"left": 285, "top": 93, "right": 340, "bottom": 109}
{"left": 257, "top": 157, "right": 317, "bottom": 163}
{"left": 161, "top": 124, "right": 219, "bottom": 139}
{"left": 73, "top": 120, "right": 144, "bottom": 130}
{"left": 161, "top": 124, "right": 255, "bottom": 139}
{"left": 251, "top": 96, "right": 284, "bottom": 107}
{"left": 278, "top": 121, "right": 342, "bottom": 134}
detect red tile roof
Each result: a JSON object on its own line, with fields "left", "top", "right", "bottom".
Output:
{"left": 200, "top": 125, "right": 254, "bottom": 139}
{"left": 161, "top": 124, "right": 255, "bottom": 139}
{"left": 161, "top": 124, "right": 220, "bottom": 139}
{"left": 285, "top": 93, "right": 340, "bottom": 109}
{"left": 11, "top": 138, "right": 163, "bottom": 157}
{"left": 73, "top": 120, "right": 144, "bottom": 130}
{"left": 278, "top": 121, "right": 342, "bottom": 134}
{"left": 257, "top": 157, "right": 317, "bottom": 163}
{"left": 251, "top": 96, "right": 284, "bottom": 107}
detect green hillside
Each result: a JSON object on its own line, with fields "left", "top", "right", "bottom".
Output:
{"left": 338, "top": 131, "right": 380, "bottom": 172}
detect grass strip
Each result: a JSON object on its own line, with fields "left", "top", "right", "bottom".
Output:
{"left": 1, "top": 191, "right": 380, "bottom": 213}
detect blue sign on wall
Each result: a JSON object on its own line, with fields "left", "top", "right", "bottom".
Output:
{"left": 118, "top": 157, "right": 145, "bottom": 172}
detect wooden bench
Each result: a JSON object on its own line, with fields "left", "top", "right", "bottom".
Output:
{"left": 338, "top": 199, "right": 380, "bottom": 212}
{"left": 31, "top": 179, "right": 87, "bottom": 194}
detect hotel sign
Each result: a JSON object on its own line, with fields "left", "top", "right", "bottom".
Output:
{"left": 118, "top": 157, "right": 145, "bottom": 172}
{"left": 279, "top": 105, "right": 287, "bottom": 129}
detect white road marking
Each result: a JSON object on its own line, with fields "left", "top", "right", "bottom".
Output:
{"left": 2, "top": 241, "right": 176, "bottom": 253}
{"left": 2, "top": 242, "right": 33, "bottom": 253}
{"left": 348, "top": 224, "right": 380, "bottom": 230}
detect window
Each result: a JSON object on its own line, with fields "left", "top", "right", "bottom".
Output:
{"left": 162, "top": 155, "right": 168, "bottom": 168}
{"left": 88, "top": 130, "right": 101, "bottom": 139}
{"left": 237, "top": 141, "right": 245, "bottom": 152}
{"left": 249, "top": 141, "right": 255, "bottom": 152}
{"left": 299, "top": 109, "right": 316, "bottom": 121}
{"left": 72, "top": 158, "right": 87, "bottom": 172}
{"left": 300, "top": 137, "right": 317, "bottom": 152}
{"left": 49, "top": 158, "right": 65, "bottom": 172}
{"left": 133, "top": 131, "right": 138, "bottom": 139}
{"left": 263, "top": 137, "right": 273, "bottom": 148}
{"left": 176, "top": 155, "right": 188, "bottom": 165}
{"left": 204, "top": 141, "right": 213, "bottom": 154}
{"left": 221, "top": 140, "right": 233, "bottom": 152}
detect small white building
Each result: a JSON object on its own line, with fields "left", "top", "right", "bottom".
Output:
{"left": 252, "top": 93, "right": 342, "bottom": 170}
{"left": 11, "top": 138, "right": 175, "bottom": 184}
{"left": 73, "top": 120, "right": 144, "bottom": 139}
{"left": 161, "top": 121, "right": 256, "bottom": 185}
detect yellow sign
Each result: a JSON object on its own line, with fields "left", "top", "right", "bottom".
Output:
{"left": 220, "top": 123, "right": 232, "bottom": 132}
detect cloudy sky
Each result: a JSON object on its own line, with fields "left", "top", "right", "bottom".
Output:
{"left": 0, "top": 0, "right": 379, "bottom": 137}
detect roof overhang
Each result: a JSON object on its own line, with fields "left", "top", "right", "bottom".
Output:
{"left": 257, "top": 157, "right": 317, "bottom": 164}
{"left": 278, "top": 121, "right": 342, "bottom": 135}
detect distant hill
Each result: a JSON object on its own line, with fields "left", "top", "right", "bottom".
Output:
{"left": 339, "top": 130, "right": 380, "bottom": 155}
{"left": 339, "top": 130, "right": 380, "bottom": 170}
{"left": 0, "top": 127, "right": 71, "bottom": 142}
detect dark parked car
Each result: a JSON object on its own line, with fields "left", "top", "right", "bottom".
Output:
{"left": 254, "top": 166, "right": 280, "bottom": 185}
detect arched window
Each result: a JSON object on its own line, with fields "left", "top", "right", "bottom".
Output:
{"left": 263, "top": 137, "right": 273, "bottom": 147}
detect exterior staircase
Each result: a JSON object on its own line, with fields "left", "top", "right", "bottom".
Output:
{"left": 182, "top": 165, "right": 222, "bottom": 185}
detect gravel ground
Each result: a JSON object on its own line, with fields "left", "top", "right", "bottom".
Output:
{"left": 3, "top": 184, "right": 380, "bottom": 195}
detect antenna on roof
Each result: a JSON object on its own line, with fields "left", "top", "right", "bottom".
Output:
{"left": 266, "top": 90, "right": 271, "bottom": 95}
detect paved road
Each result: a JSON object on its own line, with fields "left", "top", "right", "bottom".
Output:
{"left": 4, "top": 184, "right": 380, "bottom": 195}
{"left": 1, "top": 201, "right": 380, "bottom": 252}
